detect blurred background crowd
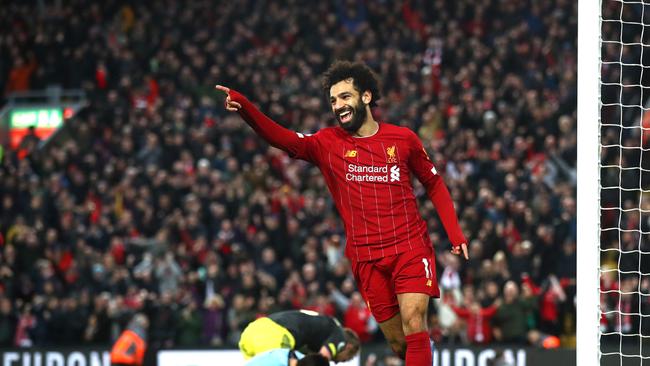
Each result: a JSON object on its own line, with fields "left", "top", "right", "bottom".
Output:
{"left": 0, "top": 0, "right": 578, "bottom": 357}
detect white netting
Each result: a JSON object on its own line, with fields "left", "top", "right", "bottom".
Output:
{"left": 600, "top": 1, "right": 650, "bottom": 365}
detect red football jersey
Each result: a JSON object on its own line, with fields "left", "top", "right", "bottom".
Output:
{"left": 230, "top": 90, "right": 466, "bottom": 262}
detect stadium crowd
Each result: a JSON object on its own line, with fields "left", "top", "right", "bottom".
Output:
{"left": 0, "top": 0, "right": 578, "bottom": 355}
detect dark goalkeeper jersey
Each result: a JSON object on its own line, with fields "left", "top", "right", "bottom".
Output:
{"left": 230, "top": 90, "right": 466, "bottom": 263}
{"left": 269, "top": 310, "right": 346, "bottom": 355}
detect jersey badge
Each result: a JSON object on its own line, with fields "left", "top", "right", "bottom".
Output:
{"left": 386, "top": 145, "right": 398, "bottom": 163}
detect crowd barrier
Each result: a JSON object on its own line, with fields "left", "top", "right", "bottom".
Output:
{"left": 0, "top": 345, "right": 579, "bottom": 366}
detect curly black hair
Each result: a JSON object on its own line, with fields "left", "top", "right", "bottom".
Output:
{"left": 322, "top": 60, "right": 381, "bottom": 107}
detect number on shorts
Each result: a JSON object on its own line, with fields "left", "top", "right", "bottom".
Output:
{"left": 422, "top": 258, "right": 430, "bottom": 279}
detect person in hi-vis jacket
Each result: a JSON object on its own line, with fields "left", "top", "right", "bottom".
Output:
{"left": 110, "top": 314, "right": 149, "bottom": 366}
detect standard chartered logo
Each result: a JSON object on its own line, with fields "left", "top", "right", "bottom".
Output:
{"left": 346, "top": 164, "right": 400, "bottom": 183}
{"left": 390, "top": 165, "right": 400, "bottom": 182}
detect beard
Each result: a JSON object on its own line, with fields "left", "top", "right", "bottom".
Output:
{"left": 335, "top": 97, "right": 367, "bottom": 133}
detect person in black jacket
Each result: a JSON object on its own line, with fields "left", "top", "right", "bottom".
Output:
{"left": 239, "top": 310, "right": 359, "bottom": 363}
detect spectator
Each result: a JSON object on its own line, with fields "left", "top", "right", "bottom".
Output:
{"left": 259, "top": 247, "right": 285, "bottom": 285}
{"left": 535, "top": 275, "right": 567, "bottom": 336}
{"left": 154, "top": 253, "right": 182, "bottom": 295}
{"left": 226, "top": 294, "right": 256, "bottom": 347}
{"left": 202, "top": 295, "right": 226, "bottom": 346}
{"left": 449, "top": 285, "right": 499, "bottom": 345}
{"left": 492, "top": 281, "right": 537, "bottom": 344}
{"left": 110, "top": 313, "right": 149, "bottom": 366}
{"left": 148, "top": 292, "right": 178, "bottom": 348}
{"left": 176, "top": 301, "right": 203, "bottom": 347}
{"left": 85, "top": 293, "right": 112, "bottom": 345}
{"left": 5, "top": 55, "right": 37, "bottom": 94}
{"left": 0, "top": 297, "right": 17, "bottom": 346}
{"left": 342, "top": 292, "right": 376, "bottom": 343}
{"left": 329, "top": 285, "right": 378, "bottom": 343}
{"left": 14, "top": 303, "right": 36, "bottom": 347}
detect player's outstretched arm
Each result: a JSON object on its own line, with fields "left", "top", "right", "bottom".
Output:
{"left": 216, "top": 85, "right": 316, "bottom": 162}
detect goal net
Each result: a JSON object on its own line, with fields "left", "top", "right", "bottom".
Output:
{"left": 597, "top": 0, "right": 650, "bottom": 364}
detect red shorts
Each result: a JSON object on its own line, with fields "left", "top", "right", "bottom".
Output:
{"left": 351, "top": 245, "right": 440, "bottom": 323}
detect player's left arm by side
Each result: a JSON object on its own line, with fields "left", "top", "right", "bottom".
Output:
{"left": 406, "top": 130, "right": 468, "bottom": 259}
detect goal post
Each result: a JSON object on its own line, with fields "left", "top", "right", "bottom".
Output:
{"left": 590, "top": 0, "right": 650, "bottom": 365}
{"left": 577, "top": 0, "right": 600, "bottom": 365}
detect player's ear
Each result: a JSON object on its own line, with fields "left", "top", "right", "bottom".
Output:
{"left": 362, "top": 91, "right": 371, "bottom": 105}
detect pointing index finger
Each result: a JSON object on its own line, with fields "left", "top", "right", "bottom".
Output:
{"left": 462, "top": 243, "right": 469, "bottom": 260}
{"left": 215, "top": 85, "right": 230, "bottom": 94}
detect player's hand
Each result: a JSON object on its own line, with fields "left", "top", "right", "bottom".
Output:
{"left": 451, "top": 243, "right": 469, "bottom": 260}
{"left": 215, "top": 85, "right": 242, "bottom": 111}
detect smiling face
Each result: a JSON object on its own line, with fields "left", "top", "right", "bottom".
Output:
{"left": 329, "top": 78, "right": 370, "bottom": 133}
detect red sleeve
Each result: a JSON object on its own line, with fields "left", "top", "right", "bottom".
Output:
{"left": 482, "top": 305, "right": 498, "bottom": 317}
{"left": 229, "top": 89, "right": 320, "bottom": 163}
{"left": 407, "top": 130, "right": 466, "bottom": 248}
{"left": 522, "top": 275, "right": 542, "bottom": 295}
{"left": 451, "top": 305, "right": 470, "bottom": 318}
